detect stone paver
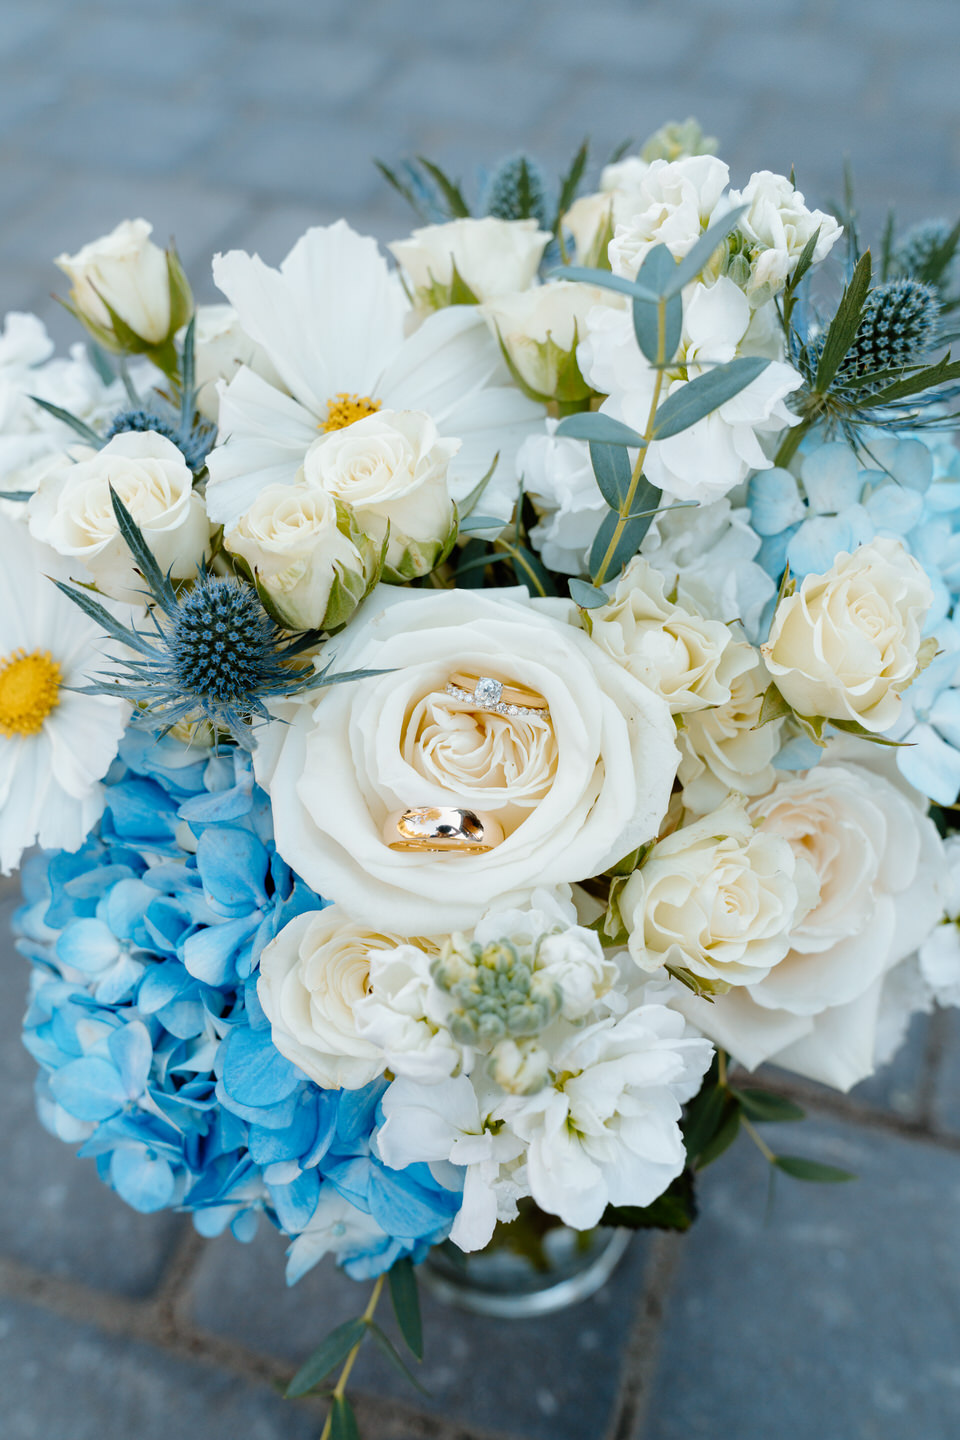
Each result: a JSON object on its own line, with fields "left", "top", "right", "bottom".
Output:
{"left": 1, "top": 2, "right": 960, "bottom": 1438}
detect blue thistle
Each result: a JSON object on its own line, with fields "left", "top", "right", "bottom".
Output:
{"left": 106, "top": 406, "right": 216, "bottom": 474}
{"left": 54, "top": 489, "right": 384, "bottom": 746}
{"left": 483, "top": 153, "right": 550, "bottom": 230}
{"left": 890, "top": 220, "right": 956, "bottom": 290}
{"left": 843, "top": 279, "right": 940, "bottom": 380}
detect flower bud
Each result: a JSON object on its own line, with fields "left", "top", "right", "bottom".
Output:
{"left": 389, "top": 217, "right": 551, "bottom": 313}
{"left": 488, "top": 1037, "right": 551, "bottom": 1095}
{"left": 483, "top": 281, "right": 615, "bottom": 404}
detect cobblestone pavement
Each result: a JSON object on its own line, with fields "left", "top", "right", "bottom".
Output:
{"left": 3, "top": 1, "right": 960, "bottom": 1436}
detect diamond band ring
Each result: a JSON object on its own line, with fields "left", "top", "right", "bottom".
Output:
{"left": 384, "top": 806, "right": 505, "bottom": 853}
{"left": 445, "top": 672, "right": 549, "bottom": 719}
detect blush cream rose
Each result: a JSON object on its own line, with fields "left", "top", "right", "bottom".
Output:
{"left": 255, "top": 585, "right": 679, "bottom": 933}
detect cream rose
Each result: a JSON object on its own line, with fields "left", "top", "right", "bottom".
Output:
{"left": 255, "top": 585, "right": 679, "bottom": 932}
{"left": 389, "top": 218, "right": 551, "bottom": 309}
{"left": 621, "top": 798, "right": 819, "bottom": 986}
{"left": 482, "top": 282, "right": 616, "bottom": 400}
{"left": 761, "top": 537, "right": 933, "bottom": 732}
{"left": 671, "top": 762, "right": 947, "bottom": 1089}
{"left": 223, "top": 477, "right": 379, "bottom": 631}
{"left": 258, "top": 908, "right": 405, "bottom": 1089}
{"left": 55, "top": 218, "right": 184, "bottom": 348}
{"left": 677, "top": 657, "right": 785, "bottom": 814}
{"left": 587, "top": 556, "right": 755, "bottom": 715}
{"left": 28, "top": 430, "right": 209, "bottom": 602}
{"left": 302, "top": 410, "right": 459, "bottom": 580}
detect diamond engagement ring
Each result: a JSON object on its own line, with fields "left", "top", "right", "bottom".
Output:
{"left": 445, "top": 672, "right": 549, "bottom": 719}
{"left": 384, "top": 806, "right": 505, "bottom": 853}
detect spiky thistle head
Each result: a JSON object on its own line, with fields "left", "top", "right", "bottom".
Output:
{"left": 842, "top": 279, "right": 940, "bottom": 380}
{"left": 105, "top": 407, "right": 216, "bottom": 474}
{"left": 483, "top": 153, "right": 551, "bottom": 230}
{"left": 890, "top": 220, "right": 956, "bottom": 289}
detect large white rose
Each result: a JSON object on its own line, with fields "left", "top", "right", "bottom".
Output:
{"left": 762, "top": 537, "right": 933, "bottom": 732}
{"left": 301, "top": 409, "right": 459, "bottom": 580}
{"left": 389, "top": 218, "right": 551, "bottom": 309}
{"left": 587, "top": 556, "right": 755, "bottom": 715}
{"left": 672, "top": 762, "right": 947, "bottom": 1089}
{"left": 608, "top": 155, "right": 730, "bottom": 279}
{"left": 27, "top": 430, "right": 209, "bottom": 603}
{"left": 729, "top": 171, "right": 843, "bottom": 303}
{"left": 621, "top": 797, "right": 819, "bottom": 987}
{"left": 55, "top": 219, "right": 175, "bottom": 346}
{"left": 255, "top": 586, "right": 678, "bottom": 932}
{"left": 517, "top": 424, "right": 606, "bottom": 576}
{"left": 223, "top": 477, "right": 379, "bottom": 632}
{"left": 257, "top": 908, "right": 404, "bottom": 1090}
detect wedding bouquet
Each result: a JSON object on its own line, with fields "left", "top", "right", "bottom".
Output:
{"left": 7, "top": 116, "right": 960, "bottom": 1429}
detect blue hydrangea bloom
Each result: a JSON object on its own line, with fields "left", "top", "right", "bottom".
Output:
{"left": 18, "top": 728, "right": 461, "bottom": 1282}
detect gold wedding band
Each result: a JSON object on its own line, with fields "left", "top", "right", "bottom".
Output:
{"left": 446, "top": 672, "right": 549, "bottom": 718}
{"left": 384, "top": 806, "right": 505, "bottom": 853}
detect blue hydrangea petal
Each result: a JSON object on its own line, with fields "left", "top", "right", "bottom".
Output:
{"left": 219, "top": 1026, "right": 303, "bottom": 1107}
{"left": 800, "top": 442, "right": 864, "bottom": 513}
{"left": 108, "top": 1021, "right": 153, "bottom": 1098}
{"left": 270, "top": 1168, "right": 321, "bottom": 1233}
{"left": 367, "top": 1162, "right": 459, "bottom": 1240}
{"left": 110, "top": 1147, "right": 177, "bottom": 1213}
{"left": 863, "top": 484, "right": 925, "bottom": 534}
{"left": 748, "top": 468, "right": 806, "bottom": 536}
{"left": 182, "top": 913, "right": 260, "bottom": 987}
{"left": 50, "top": 1056, "right": 128, "bottom": 1121}
{"left": 56, "top": 919, "right": 119, "bottom": 975}
{"left": 196, "top": 827, "right": 270, "bottom": 915}
{"left": 896, "top": 722, "right": 960, "bottom": 805}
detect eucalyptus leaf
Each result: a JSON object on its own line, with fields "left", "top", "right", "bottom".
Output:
{"left": 697, "top": 1106, "right": 741, "bottom": 1168}
{"left": 569, "top": 578, "right": 610, "bottom": 608}
{"left": 664, "top": 206, "right": 748, "bottom": 295}
{"left": 555, "top": 412, "right": 644, "bottom": 447}
{"left": 458, "top": 513, "right": 510, "bottom": 533}
{"left": 813, "top": 250, "right": 872, "bottom": 392}
{"left": 285, "top": 1317, "right": 366, "bottom": 1398}
{"left": 548, "top": 265, "right": 658, "bottom": 303}
{"left": 367, "top": 1323, "right": 429, "bottom": 1395}
{"left": 0, "top": 489, "right": 32, "bottom": 502}
{"left": 773, "top": 1155, "right": 856, "bottom": 1184}
{"left": 632, "top": 246, "right": 682, "bottom": 363}
{"left": 388, "top": 1257, "right": 423, "bottom": 1359}
{"left": 497, "top": 539, "right": 556, "bottom": 597}
{"left": 330, "top": 1395, "right": 361, "bottom": 1440}
{"left": 653, "top": 356, "right": 770, "bottom": 440}
{"left": 589, "top": 496, "right": 660, "bottom": 582}
{"left": 588, "top": 440, "right": 633, "bottom": 508}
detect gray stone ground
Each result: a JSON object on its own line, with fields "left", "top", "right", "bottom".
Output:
{"left": 3, "top": 0, "right": 960, "bottom": 1436}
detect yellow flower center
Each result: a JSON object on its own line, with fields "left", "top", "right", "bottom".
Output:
{"left": 0, "top": 648, "right": 62, "bottom": 737}
{"left": 321, "top": 393, "right": 382, "bottom": 432}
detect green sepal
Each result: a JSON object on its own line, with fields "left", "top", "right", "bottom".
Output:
{"left": 580, "top": 202, "right": 615, "bottom": 270}
{"left": 493, "top": 319, "right": 595, "bottom": 407}
{"left": 416, "top": 257, "right": 480, "bottom": 312}
{"left": 757, "top": 682, "right": 792, "bottom": 727}
{"left": 383, "top": 506, "right": 459, "bottom": 583}
{"left": 664, "top": 964, "right": 731, "bottom": 1000}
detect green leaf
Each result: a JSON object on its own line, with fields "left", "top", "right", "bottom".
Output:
{"left": 606, "top": 136, "right": 634, "bottom": 165}
{"left": 367, "top": 1323, "right": 429, "bottom": 1395}
{"left": 569, "top": 578, "right": 610, "bottom": 608}
{"left": 773, "top": 1155, "right": 856, "bottom": 1184}
{"left": 602, "top": 1170, "right": 697, "bottom": 1232}
{"left": 730, "top": 1088, "right": 806, "bottom": 1123}
{"left": 28, "top": 396, "right": 102, "bottom": 446}
{"left": 458, "top": 513, "right": 509, "bottom": 533}
{"left": 0, "top": 489, "right": 32, "bottom": 502}
{"left": 814, "top": 250, "right": 872, "bottom": 392}
{"left": 631, "top": 246, "right": 682, "bottom": 363}
{"left": 589, "top": 499, "right": 659, "bottom": 582}
{"left": 374, "top": 159, "right": 431, "bottom": 222}
{"left": 663, "top": 206, "right": 748, "bottom": 296}
{"left": 496, "top": 538, "right": 557, "bottom": 597}
{"left": 784, "top": 223, "right": 822, "bottom": 296}
{"left": 285, "top": 1317, "right": 366, "bottom": 1398}
{"left": 555, "top": 412, "right": 644, "bottom": 447}
{"left": 880, "top": 209, "right": 896, "bottom": 282}
{"left": 589, "top": 440, "right": 633, "bottom": 509}
{"left": 549, "top": 265, "right": 658, "bottom": 303}
{"left": 682, "top": 1080, "right": 727, "bottom": 1162}
{"left": 758, "top": 682, "right": 792, "bottom": 726}
{"left": 697, "top": 1106, "right": 741, "bottom": 1168}
{"left": 180, "top": 311, "right": 197, "bottom": 427}
{"left": 553, "top": 140, "right": 589, "bottom": 234}
{"left": 108, "top": 485, "right": 179, "bottom": 615}
{"left": 388, "top": 1257, "right": 423, "bottom": 1359}
{"left": 653, "top": 357, "right": 770, "bottom": 439}
{"left": 330, "top": 1395, "right": 361, "bottom": 1440}
{"left": 860, "top": 353, "right": 960, "bottom": 406}
{"left": 415, "top": 156, "right": 471, "bottom": 217}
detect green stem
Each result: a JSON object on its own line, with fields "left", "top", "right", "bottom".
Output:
{"left": 717, "top": 1048, "right": 728, "bottom": 1089}
{"left": 592, "top": 298, "right": 668, "bottom": 587}
{"left": 741, "top": 1114, "right": 777, "bottom": 1165}
{"left": 773, "top": 415, "right": 811, "bottom": 469}
{"left": 318, "top": 1275, "right": 385, "bottom": 1440}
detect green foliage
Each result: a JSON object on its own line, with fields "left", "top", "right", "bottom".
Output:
{"left": 603, "top": 1170, "right": 698, "bottom": 1232}
{"left": 388, "top": 1257, "right": 423, "bottom": 1360}
{"left": 330, "top": 1396, "right": 361, "bottom": 1440}
{"left": 285, "top": 1318, "right": 367, "bottom": 1398}
{"left": 773, "top": 1155, "right": 856, "bottom": 1184}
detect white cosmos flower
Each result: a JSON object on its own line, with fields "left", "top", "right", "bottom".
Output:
{"left": 205, "top": 221, "right": 542, "bottom": 526}
{"left": 0, "top": 515, "right": 129, "bottom": 872}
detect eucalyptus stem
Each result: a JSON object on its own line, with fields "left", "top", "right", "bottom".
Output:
{"left": 740, "top": 1114, "right": 777, "bottom": 1165}
{"left": 318, "top": 1274, "right": 385, "bottom": 1440}
{"left": 592, "top": 299, "right": 667, "bottom": 586}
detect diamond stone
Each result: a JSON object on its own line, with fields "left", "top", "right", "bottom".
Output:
{"left": 474, "top": 676, "right": 503, "bottom": 706}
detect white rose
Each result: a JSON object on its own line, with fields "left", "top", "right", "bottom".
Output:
{"left": 678, "top": 658, "right": 785, "bottom": 815}
{"left": 191, "top": 303, "right": 285, "bottom": 421}
{"left": 257, "top": 908, "right": 405, "bottom": 1090}
{"left": 389, "top": 217, "right": 551, "bottom": 309}
{"left": 27, "top": 430, "right": 209, "bottom": 603}
{"left": 621, "top": 797, "right": 819, "bottom": 986}
{"left": 517, "top": 424, "right": 606, "bottom": 576}
{"left": 729, "top": 171, "right": 843, "bottom": 302}
{"left": 223, "top": 477, "right": 379, "bottom": 631}
{"left": 482, "top": 281, "right": 615, "bottom": 400}
{"left": 588, "top": 556, "right": 753, "bottom": 714}
{"left": 761, "top": 537, "right": 933, "bottom": 732}
{"left": 672, "top": 763, "right": 947, "bottom": 1089}
{"left": 55, "top": 219, "right": 182, "bottom": 347}
{"left": 608, "top": 155, "right": 730, "bottom": 279}
{"left": 255, "top": 585, "right": 679, "bottom": 933}
{"left": 302, "top": 409, "right": 459, "bottom": 580}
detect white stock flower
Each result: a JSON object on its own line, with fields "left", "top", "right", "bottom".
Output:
{"left": 206, "top": 222, "right": 541, "bottom": 526}
{"left": 677, "top": 658, "right": 785, "bottom": 815}
{"left": 729, "top": 171, "right": 843, "bottom": 303}
{"left": 918, "top": 834, "right": 960, "bottom": 1008}
{"left": 482, "top": 281, "right": 616, "bottom": 399}
{"left": 762, "top": 537, "right": 933, "bottom": 732}
{"left": 563, "top": 157, "right": 653, "bottom": 265}
{"left": 588, "top": 556, "right": 754, "bottom": 715}
{"left": 285, "top": 1189, "right": 394, "bottom": 1284}
{"left": 255, "top": 585, "right": 678, "bottom": 933}
{"left": 497, "top": 1005, "right": 713, "bottom": 1230}
{"left": 302, "top": 409, "right": 459, "bottom": 579}
{"left": 622, "top": 797, "right": 819, "bottom": 986}
{"left": 28, "top": 431, "right": 209, "bottom": 603}
{"left": 672, "top": 762, "right": 947, "bottom": 1090}
{"left": 223, "top": 477, "right": 378, "bottom": 632}
{"left": 517, "top": 424, "right": 606, "bottom": 575}
{"left": 608, "top": 155, "right": 730, "bottom": 279}
{"left": 55, "top": 219, "right": 174, "bottom": 345}
{"left": 257, "top": 908, "right": 398, "bottom": 1090}
{"left": 580, "top": 275, "right": 803, "bottom": 505}
{"left": 388, "top": 217, "right": 551, "bottom": 308}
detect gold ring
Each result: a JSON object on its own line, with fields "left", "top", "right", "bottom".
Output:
{"left": 446, "top": 672, "right": 549, "bottom": 718}
{"left": 384, "top": 806, "right": 505, "bottom": 853}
